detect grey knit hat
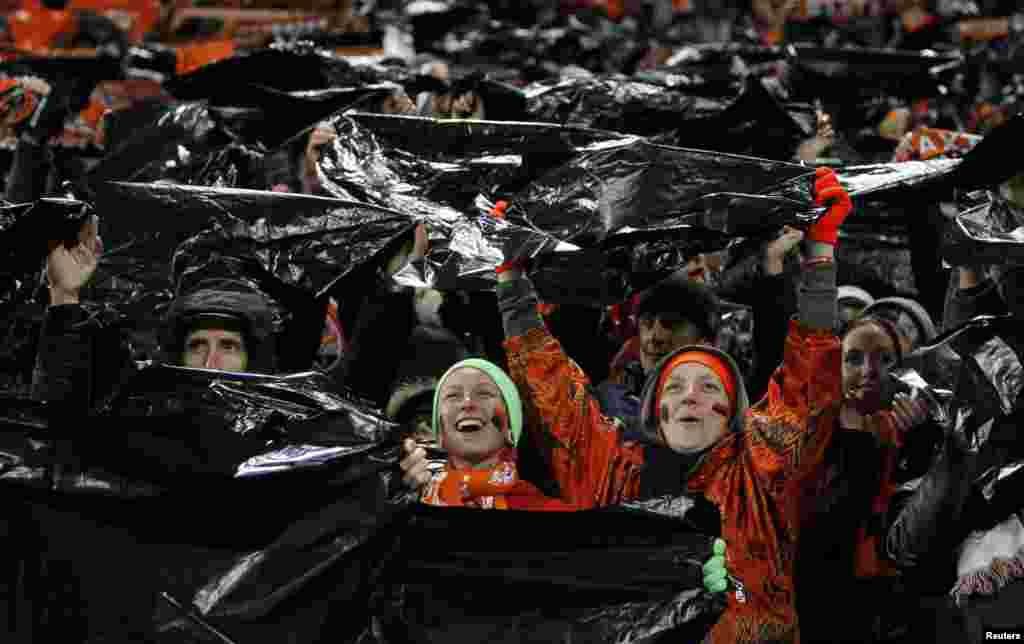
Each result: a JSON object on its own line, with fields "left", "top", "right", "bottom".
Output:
{"left": 862, "top": 297, "right": 937, "bottom": 351}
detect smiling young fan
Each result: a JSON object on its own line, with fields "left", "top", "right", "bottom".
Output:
{"left": 418, "top": 357, "right": 575, "bottom": 510}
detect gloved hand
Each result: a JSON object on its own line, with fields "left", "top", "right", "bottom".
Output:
{"left": 495, "top": 213, "right": 555, "bottom": 277}
{"left": 702, "top": 538, "right": 728, "bottom": 594}
{"left": 806, "top": 167, "right": 853, "bottom": 246}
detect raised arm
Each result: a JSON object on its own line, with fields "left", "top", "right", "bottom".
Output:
{"left": 496, "top": 267, "right": 641, "bottom": 508}
{"left": 751, "top": 169, "right": 847, "bottom": 464}
{"left": 942, "top": 265, "right": 1007, "bottom": 331}
{"left": 32, "top": 216, "right": 132, "bottom": 412}
{"left": 762, "top": 170, "right": 846, "bottom": 399}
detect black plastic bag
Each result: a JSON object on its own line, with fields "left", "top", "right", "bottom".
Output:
{"left": 318, "top": 111, "right": 967, "bottom": 301}
{"left": 84, "top": 101, "right": 225, "bottom": 190}
{"left": 0, "top": 198, "right": 93, "bottom": 283}
{"left": 941, "top": 197, "right": 1024, "bottom": 268}
{"left": 209, "top": 84, "right": 398, "bottom": 150}
{"left": 506, "top": 136, "right": 815, "bottom": 248}
{"left": 905, "top": 314, "right": 1023, "bottom": 445}
{"left": 166, "top": 47, "right": 363, "bottom": 97}
{"left": 0, "top": 363, "right": 723, "bottom": 644}
{"left": 91, "top": 182, "right": 418, "bottom": 333}
{"left": 522, "top": 74, "right": 724, "bottom": 137}
{"left": 319, "top": 112, "right": 620, "bottom": 211}
{"left": 369, "top": 500, "right": 724, "bottom": 644}
{"left": 672, "top": 76, "right": 816, "bottom": 161}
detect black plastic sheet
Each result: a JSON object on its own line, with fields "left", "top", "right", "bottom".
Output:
{"left": 411, "top": 6, "right": 651, "bottom": 78}
{"left": 316, "top": 111, "right": 974, "bottom": 301}
{"left": 93, "top": 182, "right": 418, "bottom": 305}
{"left": 315, "top": 112, "right": 826, "bottom": 299}
{"left": 0, "top": 364, "right": 722, "bottom": 643}
{"left": 521, "top": 72, "right": 818, "bottom": 163}
{"left": 88, "top": 364, "right": 397, "bottom": 481}
{"left": 941, "top": 198, "right": 1024, "bottom": 267}
{"left": 0, "top": 198, "right": 93, "bottom": 281}
{"left": 207, "top": 84, "right": 399, "bottom": 150}
{"left": 906, "top": 314, "right": 1023, "bottom": 447}
{"left": 320, "top": 112, "right": 620, "bottom": 211}
{"left": 522, "top": 74, "right": 721, "bottom": 136}
{"left": 165, "top": 47, "right": 368, "bottom": 97}
{"left": 945, "top": 112, "right": 1024, "bottom": 192}
{"left": 507, "top": 137, "right": 815, "bottom": 247}
{"left": 83, "top": 101, "right": 226, "bottom": 190}
{"left": 0, "top": 54, "right": 125, "bottom": 88}
{"left": 86, "top": 69, "right": 394, "bottom": 195}
{"left": 662, "top": 43, "right": 968, "bottom": 153}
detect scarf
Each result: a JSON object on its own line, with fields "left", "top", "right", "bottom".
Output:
{"left": 421, "top": 448, "right": 572, "bottom": 511}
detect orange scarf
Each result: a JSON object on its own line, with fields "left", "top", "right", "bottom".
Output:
{"left": 421, "top": 450, "right": 576, "bottom": 511}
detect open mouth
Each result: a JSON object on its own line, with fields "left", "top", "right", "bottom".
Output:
{"left": 455, "top": 418, "right": 485, "bottom": 433}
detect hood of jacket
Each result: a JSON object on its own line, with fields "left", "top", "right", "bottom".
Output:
{"left": 637, "top": 344, "right": 750, "bottom": 446}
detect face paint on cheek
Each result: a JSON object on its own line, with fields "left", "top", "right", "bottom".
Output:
{"left": 492, "top": 401, "right": 509, "bottom": 442}
{"left": 660, "top": 402, "right": 671, "bottom": 425}
{"left": 711, "top": 403, "right": 731, "bottom": 418}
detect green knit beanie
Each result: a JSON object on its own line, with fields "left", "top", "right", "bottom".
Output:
{"left": 431, "top": 358, "right": 523, "bottom": 447}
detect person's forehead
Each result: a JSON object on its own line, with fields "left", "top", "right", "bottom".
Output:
{"left": 666, "top": 361, "right": 720, "bottom": 382}
{"left": 442, "top": 367, "right": 498, "bottom": 389}
{"left": 843, "top": 323, "right": 896, "bottom": 352}
{"left": 641, "top": 311, "right": 696, "bottom": 326}
{"left": 186, "top": 327, "right": 245, "bottom": 342}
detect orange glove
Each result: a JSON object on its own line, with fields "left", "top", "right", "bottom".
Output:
{"left": 807, "top": 167, "right": 853, "bottom": 246}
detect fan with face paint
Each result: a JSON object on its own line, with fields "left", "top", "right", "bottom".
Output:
{"left": 840, "top": 317, "right": 903, "bottom": 416}
{"left": 638, "top": 345, "right": 751, "bottom": 456}
{"left": 431, "top": 359, "right": 523, "bottom": 470}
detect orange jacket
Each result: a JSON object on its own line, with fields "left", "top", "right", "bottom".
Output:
{"left": 503, "top": 315, "right": 842, "bottom": 643}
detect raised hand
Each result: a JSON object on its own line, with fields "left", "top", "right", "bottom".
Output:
{"left": 888, "top": 391, "right": 930, "bottom": 434}
{"left": 763, "top": 226, "right": 805, "bottom": 275}
{"left": 806, "top": 167, "right": 853, "bottom": 247}
{"left": 399, "top": 438, "right": 433, "bottom": 491}
{"left": 47, "top": 215, "right": 101, "bottom": 305}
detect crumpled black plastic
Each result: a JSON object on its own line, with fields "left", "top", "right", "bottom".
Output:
{"left": 670, "top": 43, "right": 964, "bottom": 103}
{"left": 941, "top": 196, "right": 1024, "bottom": 268}
{"left": 315, "top": 112, "right": 821, "bottom": 299}
{"left": 365, "top": 499, "right": 723, "bottom": 644}
{"left": 83, "top": 101, "right": 227, "bottom": 191}
{"left": 320, "top": 112, "right": 620, "bottom": 211}
{"left": 520, "top": 70, "right": 815, "bottom": 160}
{"left": 522, "top": 73, "right": 728, "bottom": 138}
{"left": 661, "top": 42, "right": 966, "bottom": 148}
{"left": 316, "top": 111, "right": 975, "bottom": 301}
{"left": 85, "top": 61, "right": 394, "bottom": 194}
{"left": 0, "top": 364, "right": 723, "bottom": 644}
{"left": 179, "top": 81, "right": 399, "bottom": 151}
{"left": 904, "top": 314, "right": 1023, "bottom": 449}
{"left": 411, "top": 5, "right": 652, "bottom": 78}
{"left": 166, "top": 46, "right": 365, "bottom": 97}
{"left": 93, "top": 182, "right": 418, "bottom": 311}
{"left": 508, "top": 136, "right": 817, "bottom": 248}
{"left": 0, "top": 198, "right": 93, "bottom": 282}
{"left": 0, "top": 54, "right": 125, "bottom": 88}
